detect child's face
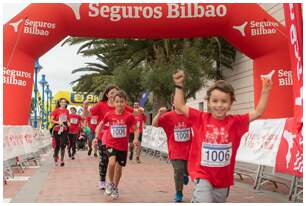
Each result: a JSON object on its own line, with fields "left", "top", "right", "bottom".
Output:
{"left": 114, "top": 96, "right": 126, "bottom": 112}
{"left": 208, "top": 89, "right": 232, "bottom": 119}
{"left": 70, "top": 108, "right": 76, "bottom": 114}
{"left": 107, "top": 88, "right": 119, "bottom": 101}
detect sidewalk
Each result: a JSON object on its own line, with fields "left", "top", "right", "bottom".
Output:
{"left": 4, "top": 149, "right": 291, "bottom": 203}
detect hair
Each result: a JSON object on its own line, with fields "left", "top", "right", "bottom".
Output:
{"left": 100, "top": 84, "right": 120, "bottom": 102}
{"left": 205, "top": 80, "right": 236, "bottom": 103}
{"left": 113, "top": 90, "right": 128, "bottom": 101}
{"left": 70, "top": 107, "right": 76, "bottom": 112}
{"left": 56, "top": 98, "right": 69, "bottom": 108}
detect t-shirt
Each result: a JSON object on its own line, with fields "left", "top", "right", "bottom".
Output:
{"left": 187, "top": 108, "right": 249, "bottom": 188}
{"left": 51, "top": 108, "right": 69, "bottom": 132}
{"left": 129, "top": 113, "right": 147, "bottom": 133}
{"left": 86, "top": 115, "right": 99, "bottom": 132}
{"left": 158, "top": 111, "right": 192, "bottom": 161}
{"left": 90, "top": 101, "right": 133, "bottom": 143}
{"left": 103, "top": 110, "right": 136, "bottom": 151}
{"left": 68, "top": 113, "right": 83, "bottom": 134}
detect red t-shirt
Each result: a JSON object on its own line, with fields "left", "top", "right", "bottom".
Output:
{"left": 68, "top": 114, "right": 82, "bottom": 134}
{"left": 158, "top": 111, "right": 192, "bottom": 161}
{"left": 129, "top": 113, "right": 147, "bottom": 133}
{"left": 103, "top": 110, "right": 136, "bottom": 151}
{"left": 51, "top": 108, "right": 69, "bottom": 132}
{"left": 90, "top": 101, "right": 133, "bottom": 142}
{"left": 86, "top": 115, "right": 99, "bottom": 132}
{"left": 187, "top": 108, "right": 249, "bottom": 188}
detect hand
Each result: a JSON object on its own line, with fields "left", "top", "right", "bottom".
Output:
{"left": 261, "top": 77, "right": 273, "bottom": 93}
{"left": 133, "top": 139, "right": 140, "bottom": 147}
{"left": 173, "top": 70, "right": 185, "bottom": 86}
{"left": 158, "top": 107, "right": 168, "bottom": 115}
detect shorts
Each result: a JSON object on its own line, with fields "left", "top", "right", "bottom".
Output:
{"left": 129, "top": 133, "right": 142, "bottom": 143}
{"left": 107, "top": 147, "right": 128, "bottom": 167}
{"left": 192, "top": 178, "right": 230, "bottom": 203}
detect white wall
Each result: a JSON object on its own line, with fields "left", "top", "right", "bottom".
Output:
{"left": 187, "top": 3, "right": 285, "bottom": 115}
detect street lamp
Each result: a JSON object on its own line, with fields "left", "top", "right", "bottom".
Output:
{"left": 45, "top": 84, "right": 51, "bottom": 128}
{"left": 39, "top": 74, "right": 47, "bottom": 129}
{"left": 33, "top": 59, "right": 43, "bottom": 128}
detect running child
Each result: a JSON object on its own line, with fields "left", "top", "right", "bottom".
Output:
{"left": 68, "top": 106, "right": 83, "bottom": 160}
{"left": 152, "top": 106, "right": 192, "bottom": 202}
{"left": 172, "top": 70, "right": 272, "bottom": 202}
{"left": 96, "top": 90, "right": 139, "bottom": 200}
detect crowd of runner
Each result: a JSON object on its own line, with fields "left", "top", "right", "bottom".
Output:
{"left": 49, "top": 70, "right": 272, "bottom": 203}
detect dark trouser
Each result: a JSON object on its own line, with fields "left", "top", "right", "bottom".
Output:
{"left": 171, "top": 160, "right": 188, "bottom": 192}
{"left": 53, "top": 130, "right": 68, "bottom": 161}
{"left": 68, "top": 133, "right": 77, "bottom": 156}
{"left": 98, "top": 140, "right": 108, "bottom": 181}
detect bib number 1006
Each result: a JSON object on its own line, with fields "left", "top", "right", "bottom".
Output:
{"left": 201, "top": 143, "right": 232, "bottom": 167}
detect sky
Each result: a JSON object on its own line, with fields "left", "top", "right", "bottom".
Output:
{"left": 3, "top": 3, "right": 97, "bottom": 94}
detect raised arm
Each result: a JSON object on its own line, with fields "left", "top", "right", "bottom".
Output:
{"left": 173, "top": 70, "right": 189, "bottom": 116}
{"left": 152, "top": 107, "right": 168, "bottom": 127}
{"left": 249, "top": 77, "right": 273, "bottom": 122}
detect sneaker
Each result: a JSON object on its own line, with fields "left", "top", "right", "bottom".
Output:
{"left": 183, "top": 175, "right": 189, "bottom": 185}
{"left": 174, "top": 191, "right": 183, "bottom": 202}
{"left": 136, "top": 157, "right": 141, "bottom": 163}
{"left": 94, "top": 153, "right": 98, "bottom": 157}
{"left": 88, "top": 149, "right": 92, "bottom": 156}
{"left": 54, "top": 157, "right": 58, "bottom": 166}
{"left": 129, "top": 152, "right": 133, "bottom": 160}
{"left": 111, "top": 187, "right": 119, "bottom": 200}
{"left": 99, "top": 181, "right": 106, "bottom": 190}
{"left": 105, "top": 182, "right": 114, "bottom": 196}
{"left": 71, "top": 156, "right": 75, "bottom": 160}
{"left": 60, "top": 162, "right": 65, "bottom": 167}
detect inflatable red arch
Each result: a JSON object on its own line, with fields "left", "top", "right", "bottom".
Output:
{"left": 4, "top": 3, "right": 293, "bottom": 126}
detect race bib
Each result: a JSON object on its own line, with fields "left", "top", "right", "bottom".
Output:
{"left": 59, "top": 114, "right": 67, "bottom": 122}
{"left": 201, "top": 143, "right": 232, "bottom": 167}
{"left": 174, "top": 128, "right": 191, "bottom": 142}
{"left": 110, "top": 125, "right": 127, "bottom": 138}
{"left": 90, "top": 118, "right": 97, "bottom": 125}
{"left": 70, "top": 118, "right": 78, "bottom": 124}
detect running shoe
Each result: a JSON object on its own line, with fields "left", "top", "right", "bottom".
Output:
{"left": 183, "top": 175, "right": 189, "bottom": 185}
{"left": 111, "top": 187, "right": 119, "bottom": 200}
{"left": 136, "top": 157, "right": 141, "bottom": 163}
{"left": 99, "top": 181, "right": 106, "bottom": 190}
{"left": 54, "top": 157, "right": 58, "bottom": 166}
{"left": 71, "top": 156, "right": 75, "bottom": 160}
{"left": 88, "top": 149, "right": 92, "bottom": 156}
{"left": 94, "top": 153, "right": 98, "bottom": 157}
{"left": 60, "top": 162, "right": 65, "bottom": 167}
{"left": 105, "top": 182, "right": 114, "bottom": 196}
{"left": 174, "top": 191, "right": 183, "bottom": 202}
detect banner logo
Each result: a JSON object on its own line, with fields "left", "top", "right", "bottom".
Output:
{"left": 9, "top": 19, "right": 23, "bottom": 32}
{"left": 233, "top": 21, "right": 247, "bottom": 36}
{"left": 64, "top": 3, "right": 82, "bottom": 20}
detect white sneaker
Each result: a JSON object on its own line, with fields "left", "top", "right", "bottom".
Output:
{"left": 99, "top": 181, "right": 106, "bottom": 190}
{"left": 105, "top": 182, "right": 114, "bottom": 196}
{"left": 111, "top": 187, "right": 119, "bottom": 200}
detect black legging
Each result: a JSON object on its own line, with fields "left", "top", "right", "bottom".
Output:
{"left": 53, "top": 130, "right": 68, "bottom": 161}
{"left": 98, "top": 140, "right": 108, "bottom": 181}
{"left": 68, "top": 133, "right": 77, "bottom": 156}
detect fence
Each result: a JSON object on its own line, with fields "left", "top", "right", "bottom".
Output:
{"left": 3, "top": 126, "right": 52, "bottom": 184}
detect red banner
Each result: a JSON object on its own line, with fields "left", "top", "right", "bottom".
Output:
{"left": 283, "top": 3, "right": 303, "bottom": 129}
{"left": 275, "top": 118, "right": 303, "bottom": 177}
{"left": 275, "top": 3, "right": 303, "bottom": 177}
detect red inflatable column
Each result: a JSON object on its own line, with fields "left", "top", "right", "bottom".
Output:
{"left": 253, "top": 49, "right": 293, "bottom": 119}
